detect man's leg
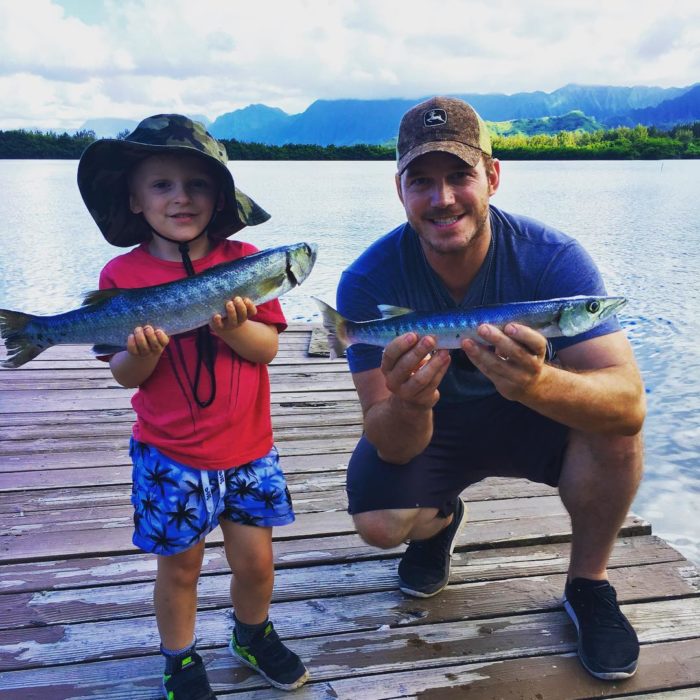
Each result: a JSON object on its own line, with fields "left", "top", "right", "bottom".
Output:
{"left": 354, "top": 499, "right": 468, "bottom": 598}
{"left": 559, "top": 430, "right": 643, "bottom": 581}
{"left": 353, "top": 506, "right": 445, "bottom": 550}
{"left": 558, "top": 429, "right": 644, "bottom": 680}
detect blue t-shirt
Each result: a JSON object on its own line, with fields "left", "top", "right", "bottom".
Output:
{"left": 336, "top": 205, "right": 620, "bottom": 404}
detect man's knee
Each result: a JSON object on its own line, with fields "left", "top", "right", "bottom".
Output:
{"left": 564, "top": 430, "right": 644, "bottom": 481}
{"left": 566, "top": 431, "right": 643, "bottom": 471}
{"left": 353, "top": 510, "right": 410, "bottom": 549}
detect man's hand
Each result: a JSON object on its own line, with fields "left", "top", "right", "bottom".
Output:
{"left": 210, "top": 296, "right": 257, "bottom": 335}
{"left": 462, "top": 323, "right": 548, "bottom": 401}
{"left": 126, "top": 325, "right": 169, "bottom": 358}
{"left": 380, "top": 333, "right": 451, "bottom": 410}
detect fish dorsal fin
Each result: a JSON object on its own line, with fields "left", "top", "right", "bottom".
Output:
{"left": 377, "top": 304, "right": 414, "bottom": 319}
{"left": 81, "top": 288, "right": 122, "bottom": 307}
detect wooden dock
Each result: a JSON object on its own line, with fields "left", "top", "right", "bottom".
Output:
{"left": 1, "top": 324, "right": 699, "bottom": 699}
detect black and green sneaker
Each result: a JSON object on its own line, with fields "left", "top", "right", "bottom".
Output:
{"left": 162, "top": 651, "right": 217, "bottom": 700}
{"left": 229, "top": 621, "right": 309, "bottom": 691}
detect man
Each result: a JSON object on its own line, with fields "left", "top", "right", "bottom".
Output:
{"left": 336, "top": 96, "right": 645, "bottom": 681}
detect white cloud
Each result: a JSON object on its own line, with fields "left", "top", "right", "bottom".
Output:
{"left": 0, "top": 0, "right": 698, "bottom": 130}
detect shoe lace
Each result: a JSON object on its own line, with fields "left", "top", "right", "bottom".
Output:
{"left": 577, "top": 584, "right": 628, "bottom": 630}
{"left": 252, "top": 625, "right": 294, "bottom": 666}
{"left": 403, "top": 531, "right": 451, "bottom": 569}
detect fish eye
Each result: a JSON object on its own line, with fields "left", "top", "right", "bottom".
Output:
{"left": 586, "top": 300, "right": 600, "bottom": 313}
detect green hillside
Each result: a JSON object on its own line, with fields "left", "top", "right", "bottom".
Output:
{"left": 489, "top": 110, "right": 602, "bottom": 136}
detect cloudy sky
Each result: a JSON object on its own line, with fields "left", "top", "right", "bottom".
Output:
{"left": 1, "top": 0, "right": 698, "bottom": 131}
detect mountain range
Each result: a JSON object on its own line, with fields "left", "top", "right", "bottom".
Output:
{"left": 80, "top": 83, "right": 699, "bottom": 144}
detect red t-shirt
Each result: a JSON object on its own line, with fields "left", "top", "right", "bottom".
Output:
{"left": 99, "top": 239, "right": 287, "bottom": 470}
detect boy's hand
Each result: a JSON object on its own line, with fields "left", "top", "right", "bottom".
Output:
{"left": 211, "top": 296, "right": 257, "bottom": 334}
{"left": 126, "top": 325, "right": 169, "bottom": 357}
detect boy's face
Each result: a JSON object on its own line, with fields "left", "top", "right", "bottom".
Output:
{"left": 128, "top": 153, "right": 224, "bottom": 242}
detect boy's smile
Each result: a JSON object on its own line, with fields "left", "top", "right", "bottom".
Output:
{"left": 128, "top": 153, "right": 224, "bottom": 253}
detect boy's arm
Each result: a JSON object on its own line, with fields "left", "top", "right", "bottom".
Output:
{"left": 210, "top": 296, "right": 279, "bottom": 364}
{"left": 109, "top": 326, "right": 169, "bottom": 388}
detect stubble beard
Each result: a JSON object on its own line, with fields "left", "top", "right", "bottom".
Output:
{"left": 418, "top": 201, "right": 491, "bottom": 258}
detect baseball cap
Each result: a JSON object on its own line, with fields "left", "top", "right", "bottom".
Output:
{"left": 396, "top": 96, "right": 492, "bottom": 173}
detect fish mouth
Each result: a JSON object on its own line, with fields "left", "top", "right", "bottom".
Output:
{"left": 601, "top": 296, "right": 627, "bottom": 320}
{"left": 286, "top": 242, "right": 318, "bottom": 285}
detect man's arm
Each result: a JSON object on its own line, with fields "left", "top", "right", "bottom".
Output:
{"left": 462, "top": 324, "right": 645, "bottom": 435}
{"left": 352, "top": 333, "right": 451, "bottom": 464}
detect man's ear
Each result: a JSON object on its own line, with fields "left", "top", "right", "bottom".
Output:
{"left": 487, "top": 159, "right": 501, "bottom": 197}
{"left": 395, "top": 172, "right": 404, "bottom": 205}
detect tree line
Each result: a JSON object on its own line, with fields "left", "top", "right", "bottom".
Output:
{"left": 1, "top": 123, "right": 699, "bottom": 160}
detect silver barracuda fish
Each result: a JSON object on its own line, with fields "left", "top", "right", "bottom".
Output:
{"left": 314, "top": 295, "right": 626, "bottom": 360}
{"left": 0, "top": 242, "right": 318, "bottom": 368}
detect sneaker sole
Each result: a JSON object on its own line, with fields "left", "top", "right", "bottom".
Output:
{"left": 563, "top": 598, "right": 638, "bottom": 680}
{"left": 229, "top": 639, "right": 310, "bottom": 691}
{"left": 399, "top": 501, "right": 469, "bottom": 598}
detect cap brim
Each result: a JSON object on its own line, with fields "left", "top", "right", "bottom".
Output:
{"left": 397, "top": 141, "right": 483, "bottom": 174}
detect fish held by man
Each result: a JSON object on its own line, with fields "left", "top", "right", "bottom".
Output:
{"left": 314, "top": 295, "right": 627, "bottom": 360}
{"left": 0, "top": 242, "right": 318, "bottom": 368}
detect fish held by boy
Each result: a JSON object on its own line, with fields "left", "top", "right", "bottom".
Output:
{"left": 314, "top": 295, "right": 627, "bottom": 360}
{"left": 0, "top": 242, "right": 318, "bottom": 368}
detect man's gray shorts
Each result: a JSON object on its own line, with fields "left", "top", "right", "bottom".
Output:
{"left": 346, "top": 392, "right": 569, "bottom": 518}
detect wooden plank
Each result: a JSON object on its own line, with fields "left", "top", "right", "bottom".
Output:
{"left": 0, "top": 610, "right": 697, "bottom": 699}
{"left": 0, "top": 449, "right": 355, "bottom": 477}
{"left": 0, "top": 388, "right": 360, "bottom": 413}
{"left": 0, "top": 373, "right": 357, "bottom": 391}
{"left": 1, "top": 547, "right": 694, "bottom": 632}
{"left": 0, "top": 534, "right": 681, "bottom": 595}
{"left": 0, "top": 578, "right": 697, "bottom": 672}
{"left": 0, "top": 506, "right": 649, "bottom": 564}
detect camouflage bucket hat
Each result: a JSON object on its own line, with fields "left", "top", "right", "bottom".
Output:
{"left": 77, "top": 114, "right": 270, "bottom": 247}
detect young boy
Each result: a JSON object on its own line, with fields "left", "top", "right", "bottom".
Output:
{"left": 77, "top": 115, "right": 309, "bottom": 698}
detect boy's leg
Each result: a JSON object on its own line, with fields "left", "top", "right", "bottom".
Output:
{"left": 154, "top": 540, "right": 206, "bottom": 649}
{"left": 220, "top": 520, "right": 274, "bottom": 624}
{"left": 129, "top": 440, "right": 219, "bottom": 698}
{"left": 221, "top": 518, "right": 309, "bottom": 690}
{"left": 155, "top": 542, "right": 216, "bottom": 699}
{"left": 218, "top": 446, "right": 308, "bottom": 690}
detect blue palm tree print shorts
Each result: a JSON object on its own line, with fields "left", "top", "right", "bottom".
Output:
{"left": 129, "top": 438, "right": 295, "bottom": 556}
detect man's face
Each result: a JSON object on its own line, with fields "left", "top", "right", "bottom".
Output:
{"left": 128, "top": 153, "right": 223, "bottom": 242}
{"left": 396, "top": 151, "right": 500, "bottom": 258}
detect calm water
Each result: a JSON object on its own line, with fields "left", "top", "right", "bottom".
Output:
{"left": 0, "top": 159, "right": 698, "bottom": 566}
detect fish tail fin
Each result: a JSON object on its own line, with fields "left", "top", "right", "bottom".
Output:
{"left": 312, "top": 297, "right": 349, "bottom": 360}
{"left": 0, "top": 309, "right": 45, "bottom": 368}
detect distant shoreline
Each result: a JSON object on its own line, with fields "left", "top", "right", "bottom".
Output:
{"left": 1, "top": 125, "right": 699, "bottom": 160}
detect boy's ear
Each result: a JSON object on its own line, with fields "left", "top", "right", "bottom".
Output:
{"left": 217, "top": 191, "right": 225, "bottom": 211}
{"left": 129, "top": 193, "right": 143, "bottom": 214}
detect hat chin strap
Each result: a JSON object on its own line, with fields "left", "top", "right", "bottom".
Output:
{"left": 150, "top": 225, "right": 209, "bottom": 277}
{"left": 148, "top": 209, "right": 220, "bottom": 409}
{"left": 146, "top": 196, "right": 222, "bottom": 273}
